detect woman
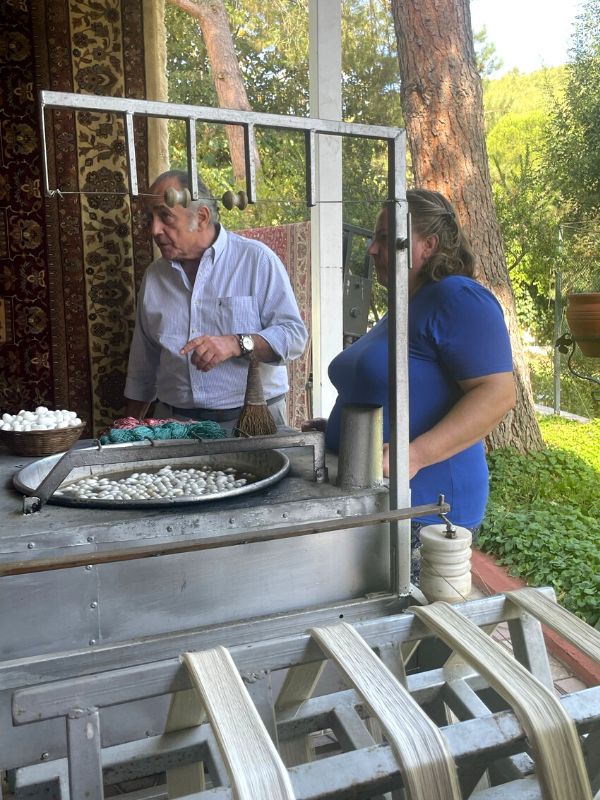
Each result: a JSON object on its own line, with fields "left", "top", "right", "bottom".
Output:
{"left": 319, "top": 189, "right": 515, "bottom": 581}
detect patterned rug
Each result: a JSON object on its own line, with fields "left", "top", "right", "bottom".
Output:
{"left": 239, "top": 222, "right": 312, "bottom": 429}
{"left": 0, "top": 2, "right": 310, "bottom": 434}
{"left": 0, "top": 0, "right": 152, "bottom": 435}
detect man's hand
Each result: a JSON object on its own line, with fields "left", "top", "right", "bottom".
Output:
{"left": 180, "top": 335, "right": 240, "bottom": 371}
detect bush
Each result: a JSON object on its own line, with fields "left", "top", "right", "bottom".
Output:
{"left": 479, "top": 418, "right": 600, "bottom": 628}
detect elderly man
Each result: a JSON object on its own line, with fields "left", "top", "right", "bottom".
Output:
{"left": 124, "top": 170, "right": 308, "bottom": 432}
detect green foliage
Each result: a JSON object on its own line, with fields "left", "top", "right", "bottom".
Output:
{"left": 545, "top": 0, "right": 600, "bottom": 216}
{"left": 484, "top": 14, "right": 600, "bottom": 340}
{"left": 483, "top": 67, "right": 565, "bottom": 132}
{"left": 543, "top": 0, "right": 600, "bottom": 296}
{"left": 473, "top": 26, "right": 503, "bottom": 79}
{"left": 480, "top": 420, "right": 600, "bottom": 627}
{"left": 528, "top": 350, "right": 600, "bottom": 420}
{"left": 539, "top": 415, "right": 600, "bottom": 468}
{"left": 487, "top": 112, "right": 562, "bottom": 341}
{"left": 165, "top": 0, "right": 400, "bottom": 231}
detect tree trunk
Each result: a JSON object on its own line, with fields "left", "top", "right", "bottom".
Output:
{"left": 391, "top": 0, "right": 543, "bottom": 452}
{"left": 166, "top": 0, "right": 260, "bottom": 181}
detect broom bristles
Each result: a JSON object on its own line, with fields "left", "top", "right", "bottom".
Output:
{"left": 236, "top": 403, "right": 278, "bottom": 436}
{"left": 235, "top": 357, "right": 278, "bottom": 437}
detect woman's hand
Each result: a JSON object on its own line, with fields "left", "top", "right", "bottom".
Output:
{"left": 301, "top": 417, "right": 327, "bottom": 432}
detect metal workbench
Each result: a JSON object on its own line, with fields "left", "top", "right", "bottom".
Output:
{"left": 0, "top": 437, "right": 434, "bottom": 770}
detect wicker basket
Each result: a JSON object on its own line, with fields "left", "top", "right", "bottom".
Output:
{"left": 0, "top": 423, "right": 86, "bottom": 457}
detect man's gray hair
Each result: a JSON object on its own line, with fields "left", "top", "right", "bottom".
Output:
{"left": 151, "top": 169, "right": 220, "bottom": 224}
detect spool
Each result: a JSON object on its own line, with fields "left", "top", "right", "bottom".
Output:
{"left": 164, "top": 187, "right": 191, "bottom": 208}
{"left": 419, "top": 524, "right": 472, "bottom": 603}
{"left": 222, "top": 190, "right": 249, "bottom": 210}
{"left": 336, "top": 404, "right": 383, "bottom": 489}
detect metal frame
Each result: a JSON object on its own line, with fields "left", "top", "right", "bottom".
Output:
{"left": 10, "top": 589, "right": 600, "bottom": 799}
{"left": 38, "top": 89, "right": 411, "bottom": 593}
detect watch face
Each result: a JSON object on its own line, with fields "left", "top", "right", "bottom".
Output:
{"left": 241, "top": 335, "right": 254, "bottom": 352}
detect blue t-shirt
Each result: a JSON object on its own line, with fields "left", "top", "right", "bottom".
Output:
{"left": 326, "top": 276, "right": 513, "bottom": 526}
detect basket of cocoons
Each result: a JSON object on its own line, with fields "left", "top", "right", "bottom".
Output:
{"left": 0, "top": 407, "right": 85, "bottom": 456}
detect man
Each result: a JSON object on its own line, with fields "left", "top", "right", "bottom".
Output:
{"left": 124, "top": 170, "right": 308, "bottom": 433}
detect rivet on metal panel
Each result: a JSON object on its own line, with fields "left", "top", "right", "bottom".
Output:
{"left": 87, "top": 536, "right": 94, "bottom": 543}
{"left": 282, "top": 512, "right": 288, "bottom": 518}
{"left": 90, "top": 601, "right": 98, "bottom": 609}
{"left": 89, "top": 639, "right": 96, "bottom": 646}
{"left": 242, "top": 671, "right": 265, "bottom": 684}
{"left": 166, "top": 525, "right": 173, "bottom": 533}
{"left": 229, "top": 517, "right": 235, "bottom": 525}
{"left": 27, "top": 542, "right": 35, "bottom": 549}
{"left": 41, "top": 752, "right": 49, "bottom": 761}
{"left": 85, "top": 564, "right": 93, "bottom": 571}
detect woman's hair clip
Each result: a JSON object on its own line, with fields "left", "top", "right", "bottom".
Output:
{"left": 445, "top": 209, "right": 456, "bottom": 222}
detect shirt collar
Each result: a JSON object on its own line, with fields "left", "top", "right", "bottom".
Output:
{"left": 169, "top": 224, "right": 228, "bottom": 272}
{"left": 211, "top": 223, "right": 227, "bottom": 263}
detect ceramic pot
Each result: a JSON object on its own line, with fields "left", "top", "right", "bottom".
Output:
{"left": 566, "top": 292, "right": 600, "bottom": 358}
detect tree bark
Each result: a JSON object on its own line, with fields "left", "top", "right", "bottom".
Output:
{"left": 166, "top": 0, "right": 260, "bottom": 181}
{"left": 391, "top": 0, "right": 543, "bottom": 452}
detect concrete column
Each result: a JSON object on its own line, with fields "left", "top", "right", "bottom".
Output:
{"left": 308, "top": 0, "right": 343, "bottom": 417}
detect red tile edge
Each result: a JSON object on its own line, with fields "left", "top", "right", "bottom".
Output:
{"left": 472, "top": 549, "right": 600, "bottom": 687}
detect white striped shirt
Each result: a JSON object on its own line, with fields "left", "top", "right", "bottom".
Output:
{"left": 125, "top": 225, "right": 308, "bottom": 410}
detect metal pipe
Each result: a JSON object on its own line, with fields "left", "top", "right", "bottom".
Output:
{"left": 387, "top": 133, "right": 410, "bottom": 596}
{"left": 1, "top": 501, "right": 448, "bottom": 577}
{"left": 336, "top": 405, "right": 383, "bottom": 489}
{"left": 553, "top": 268, "right": 562, "bottom": 414}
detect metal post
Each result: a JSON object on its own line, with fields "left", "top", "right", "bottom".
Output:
{"left": 336, "top": 405, "right": 384, "bottom": 489}
{"left": 387, "top": 135, "right": 410, "bottom": 596}
{"left": 308, "top": 0, "right": 343, "bottom": 419}
{"left": 553, "top": 233, "right": 563, "bottom": 415}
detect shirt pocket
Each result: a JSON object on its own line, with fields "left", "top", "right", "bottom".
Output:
{"left": 212, "top": 295, "right": 261, "bottom": 335}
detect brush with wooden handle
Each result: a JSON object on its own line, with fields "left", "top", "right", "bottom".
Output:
{"left": 235, "top": 355, "right": 278, "bottom": 437}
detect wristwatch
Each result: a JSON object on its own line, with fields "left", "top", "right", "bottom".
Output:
{"left": 237, "top": 334, "right": 255, "bottom": 358}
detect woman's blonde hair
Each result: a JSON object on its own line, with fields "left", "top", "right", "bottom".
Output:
{"left": 406, "top": 189, "right": 475, "bottom": 281}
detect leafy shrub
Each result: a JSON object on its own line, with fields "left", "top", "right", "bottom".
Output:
{"left": 480, "top": 419, "right": 600, "bottom": 628}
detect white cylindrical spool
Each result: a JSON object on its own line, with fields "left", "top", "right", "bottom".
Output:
{"left": 419, "top": 524, "right": 472, "bottom": 603}
{"left": 336, "top": 404, "right": 383, "bottom": 489}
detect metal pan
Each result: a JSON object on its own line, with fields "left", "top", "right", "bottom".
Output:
{"left": 13, "top": 442, "right": 290, "bottom": 509}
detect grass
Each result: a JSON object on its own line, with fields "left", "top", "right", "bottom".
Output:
{"left": 478, "top": 415, "right": 600, "bottom": 628}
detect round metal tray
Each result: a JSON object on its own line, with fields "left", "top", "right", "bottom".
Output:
{"left": 13, "top": 443, "right": 290, "bottom": 509}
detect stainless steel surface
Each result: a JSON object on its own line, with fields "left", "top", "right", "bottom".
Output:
{"left": 14, "top": 443, "right": 291, "bottom": 510}
{"left": 0, "top": 443, "right": 403, "bottom": 650}
{"left": 336, "top": 405, "right": 384, "bottom": 489}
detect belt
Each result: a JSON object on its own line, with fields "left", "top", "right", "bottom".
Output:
{"left": 168, "top": 394, "right": 285, "bottom": 423}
